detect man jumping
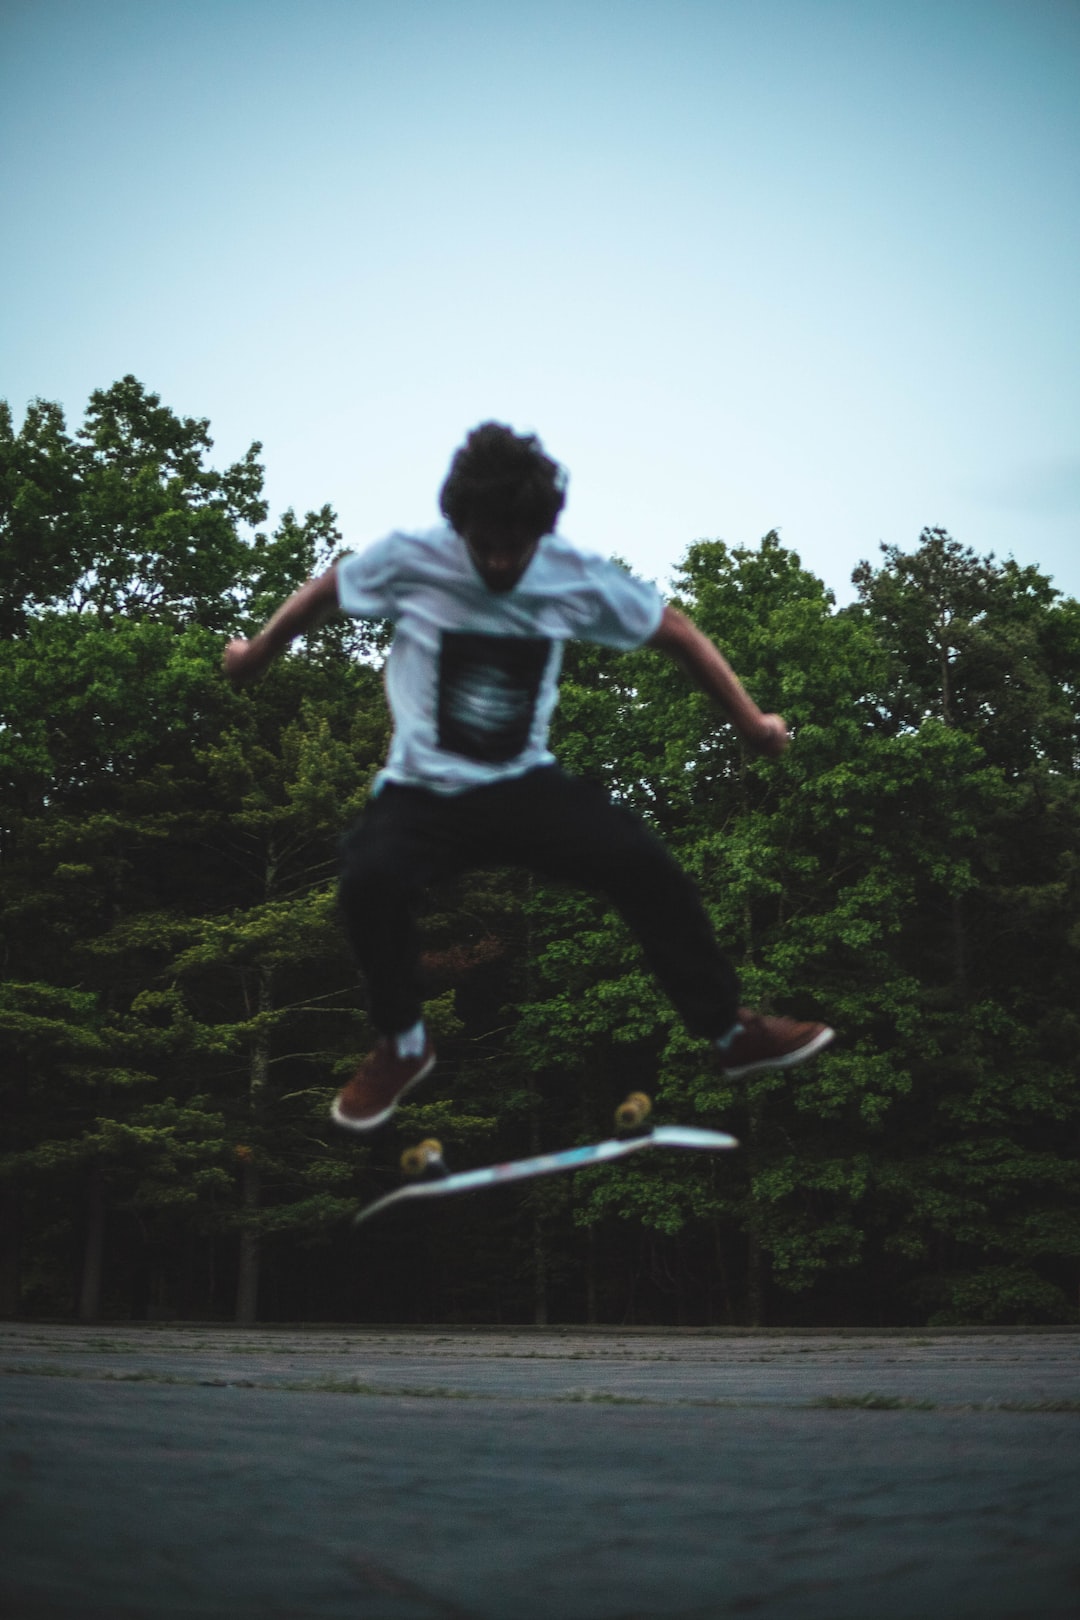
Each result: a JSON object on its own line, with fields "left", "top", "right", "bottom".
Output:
{"left": 223, "top": 423, "right": 833, "bottom": 1129}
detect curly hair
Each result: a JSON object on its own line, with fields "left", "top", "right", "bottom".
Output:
{"left": 439, "top": 422, "right": 567, "bottom": 539}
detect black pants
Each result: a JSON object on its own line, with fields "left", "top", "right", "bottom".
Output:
{"left": 338, "top": 765, "right": 739, "bottom": 1041}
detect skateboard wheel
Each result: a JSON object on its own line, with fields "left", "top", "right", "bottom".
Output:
{"left": 400, "top": 1138, "right": 444, "bottom": 1178}
{"left": 615, "top": 1092, "right": 652, "bottom": 1130}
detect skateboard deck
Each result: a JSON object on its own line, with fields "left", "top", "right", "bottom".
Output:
{"left": 354, "top": 1123, "right": 738, "bottom": 1225}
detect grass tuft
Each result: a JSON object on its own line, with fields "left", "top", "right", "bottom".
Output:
{"left": 811, "top": 1394, "right": 937, "bottom": 1410}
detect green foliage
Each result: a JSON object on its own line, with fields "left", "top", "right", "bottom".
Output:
{"left": 0, "top": 379, "right": 389, "bottom": 1317}
{"left": 2, "top": 380, "right": 1077, "bottom": 1326}
{"left": 0, "top": 377, "right": 266, "bottom": 636}
{"left": 510, "top": 529, "right": 1080, "bottom": 1324}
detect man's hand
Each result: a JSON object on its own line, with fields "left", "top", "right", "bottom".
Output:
{"left": 748, "top": 712, "right": 790, "bottom": 758}
{"left": 222, "top": 636, "right": 272, "bottom": 686}
{"left": 222, "top": 568, "right": 341, "bottom": 689}
{"left": 647, "top": 608, "right": 791, "bottom": 758}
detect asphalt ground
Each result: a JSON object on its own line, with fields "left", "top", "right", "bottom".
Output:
{"left": 2, "top": 1324, "right": 1078, "bottom": 1619}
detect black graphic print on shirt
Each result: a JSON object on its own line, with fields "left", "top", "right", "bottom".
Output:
{"left": 436, "top": 631, "right": 552, "bottom": 764}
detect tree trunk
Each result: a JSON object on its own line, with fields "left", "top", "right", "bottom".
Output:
{"left": 713, "top": 1220, "right": 732, "bottom": 1326}
{"left": 0, "top": 1185, "right": 21, "bottom": 1318}
{"left": 585, "top": 1225, "right": 598, "bottom": 1325}
{"left": 235, "top": 964, "right": 272, "bottom": 1325}
{"left": 235, "top": 1156, "right": 261, "bottom": 1325}
{"left": 935, "top": 630, "right": 969, "bottom": 1006}
{"left": 746, "top": 1230, "right": 766, "bottom": 1329}
{"left": 78, "top": 1160, "right": 105, "bottom": 1323}
{"left": 951, "top": 894, "right": 969, "bottom": 1004}
{"left": 938, "top": 616, "right": 954, "bottom": 729}
{"left": 523, "top": 884, "right": 548, "bottom": 1326}
{"left": 533, "top": 1222, "right": 549, "bottom": 1327}
{"left": 528, "top": 1076, "right": 548, "bottom": 1326}
{"left": 745, "top": 1097, "right": 766, "bottom": 1327}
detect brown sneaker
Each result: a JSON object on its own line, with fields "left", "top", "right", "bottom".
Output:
{"left": 330, "top": 1036, "right": 436, "bottom": 1132}
{"left": 717, "top": 1009, "right": 834, "bottom": 1080}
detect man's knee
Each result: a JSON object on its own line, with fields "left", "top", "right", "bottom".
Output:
{"left": 338, "top": 829, "right": 417, "bottom": 913}
{"left": 590, "top": 817, "right": 683, "bottom": 899}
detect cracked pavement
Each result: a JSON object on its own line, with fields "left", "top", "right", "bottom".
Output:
{"left": 2, "top": 1324, "right": 1078, "bottom": 1618}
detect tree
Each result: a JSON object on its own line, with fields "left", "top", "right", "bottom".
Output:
{"left": 5, "top": 380, "right": 1077, "bottom": 1326}
{"left": 0, "top": 382, "right": 353, "bottom": 1319}
{"left": 0, "top": 397, "right": 83, "bottom": 637}
{"left": 848, "top": 531, "right": 1080, "bottom": 1323}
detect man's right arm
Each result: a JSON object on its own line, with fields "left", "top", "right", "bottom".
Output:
{"left": 647, "top": 604, "right": 789, "bottom": 757}
{"left": 222, "top": 565, "right": 341, "bottom": 686}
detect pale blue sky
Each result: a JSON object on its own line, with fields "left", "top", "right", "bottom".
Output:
{"left": 2, "top": 0, "right": 1078, "bottom": 604}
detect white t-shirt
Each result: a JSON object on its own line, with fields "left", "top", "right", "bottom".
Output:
{"left": 336, "top": 526, "right": 663, "bottom": 794}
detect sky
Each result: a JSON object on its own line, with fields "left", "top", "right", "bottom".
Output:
{"left": 2, "top": 0, "right": 1078, "bottom": 605}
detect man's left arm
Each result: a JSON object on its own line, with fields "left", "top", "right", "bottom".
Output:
{"left": 222, "top": 565, "right": 341, "bottom": 686}
{"left": 647, "top": 604, "right": 789, "bottom": 758}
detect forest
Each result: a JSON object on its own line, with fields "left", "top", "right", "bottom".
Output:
{"left": 2, "top": 377, "right": 1078, "bottom": 1328}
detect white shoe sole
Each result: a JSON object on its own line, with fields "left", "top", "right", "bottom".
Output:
{"left": 329, "top": 1051, "right": 436, "bottom": 1133}
{"left": 723, "top": 1024, "right": 835, "bottom": 1081}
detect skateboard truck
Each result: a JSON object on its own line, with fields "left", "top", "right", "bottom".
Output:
{"left": 400, "top": 1138, "right": 449, "bottom": 1181}
{"left": 614, "top": 1091, "right": 653, "bottom": 1136}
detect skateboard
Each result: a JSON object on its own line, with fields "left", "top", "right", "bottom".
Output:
{"left": 353, "top": 1092, "right": 738, "bottom": 1225}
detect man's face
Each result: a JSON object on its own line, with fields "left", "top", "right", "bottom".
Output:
{"left": 461, "top": 520, "right": 541, "bottom": 594}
